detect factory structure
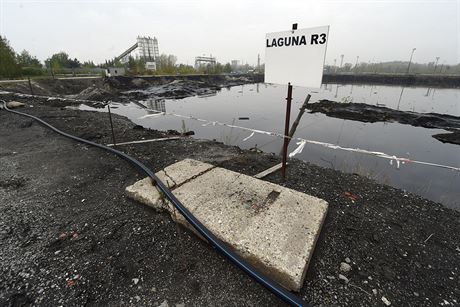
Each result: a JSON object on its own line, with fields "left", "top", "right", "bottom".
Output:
{"left": 115, "top": 36, "right": 159, "bottom": 71}
{"left": 195, "top": 55, "right": 216, "bottom": 69}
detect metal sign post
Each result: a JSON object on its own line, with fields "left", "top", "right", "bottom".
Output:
{"left": 107, "top": 102, "right": 117, "bottom": 147}
{"left": 280, "top": 23, "right": 298, "bottom": 180}
{"left": 281, "top": 81, "right": 293, "bottom": 180}
{"left": 265, "top": 23, "right": 329, "bottom": 180}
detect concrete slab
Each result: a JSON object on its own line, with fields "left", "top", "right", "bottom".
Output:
{"left": 125, "top": 159, "right": 214, "bottom": 211}
{"left": 125, "top": 159, "right": 328, "bottom": 291}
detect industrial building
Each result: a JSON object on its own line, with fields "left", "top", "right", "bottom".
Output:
{"left": 116, "top": 36, "right": 159, "bottom": 71}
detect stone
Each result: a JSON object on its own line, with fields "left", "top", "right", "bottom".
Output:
{"left": 340, "top": 262, "right": 352, "bottom": 273}
{"left": 126, "top": 159, "right": 328, "bottom": 291}
{"left": 159, "top": 300, "right": 169, "bottom": 307}
{"left": 381, "top": 296, "right": 391, "bottom": 306}
{"left": 6, "top": 101, "right": 25, "bottom": 109}
{"left": 338, "top": 274, "right": 349, "bottom": 284}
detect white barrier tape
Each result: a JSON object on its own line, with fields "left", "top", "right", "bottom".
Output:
{"left": 289, "top": 140, "right": 307, "bottom": 158}
{"left": 3, "top": 90, "right": 460, "bottom": 172}
{"left": 139, "top": 112, "right": 165, "bottom": 118}
{"left": 243, "top": 132, "right": 255, "bottom": 142}
{"left": 139, "top": 106, "right": 460, "bottom": 172}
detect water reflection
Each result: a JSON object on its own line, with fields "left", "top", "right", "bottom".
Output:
{"left": 197, "top": 91, "right": 217, "bottom": 98}
{"left": 84, "top": 83, "right": 460, "bottom": 210}
{"left": 144, "top": 98, "right": 166, "bottom": 113}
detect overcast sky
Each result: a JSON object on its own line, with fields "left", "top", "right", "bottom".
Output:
{"left": 1, "top": 0, "right": 459, "bottom": 66}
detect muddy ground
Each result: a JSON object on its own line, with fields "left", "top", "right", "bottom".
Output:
{"left": 307, "top": 100, "right": 460, "bottom": 145}
{"left": 1, "top": 89, "right": 460, "bottom": 306}
{"left": 0, "top": 74, "right": 262, "bottom": 102}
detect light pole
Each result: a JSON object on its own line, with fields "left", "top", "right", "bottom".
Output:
{"left": 433, "top": 57, "right": 440, "bottom": 73}
{"left": 406, "top": 48, "right": 416, "bottom": 74}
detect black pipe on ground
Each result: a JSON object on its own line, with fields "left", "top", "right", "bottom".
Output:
{"left": 1, "top": 100, "right": 309, "bottom": 307}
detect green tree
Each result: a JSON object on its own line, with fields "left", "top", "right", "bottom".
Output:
{"left": 223, "top": 63, "right": 232, "bottom": 73}
{"left": 0, "top": 36, "right": 21, "bottom": 77}
{"left": 45, "top": 52, "right": 81, "bottom": 72}
{"left": 82, "top": 61, "right": 96, "bottom": 68}
{"left": 17, "top": 50, "right": 42, "bottom": 68}
{"left": 156, "top": 54, "right": 177, "bottom": 74}
{"left": 177, "top": 64, "right": 196, "bottom": 74}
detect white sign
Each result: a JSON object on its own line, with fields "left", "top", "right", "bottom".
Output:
{"left": 265, "top": 25, "right": 329, "bottom": 88}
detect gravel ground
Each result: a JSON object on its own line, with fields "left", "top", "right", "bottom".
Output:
{"left": 1, "top": 94, "right": 459, "bottom": 307}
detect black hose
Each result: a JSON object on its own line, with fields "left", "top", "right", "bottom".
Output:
{"left": 1, "top": 101, "right": 309, "bottom": 307}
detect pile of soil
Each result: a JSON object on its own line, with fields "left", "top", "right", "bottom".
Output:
{"left": 1, "top": 94, "right": 459, "bottom": 306}
{"left": 69, "top": 85, "right": 117, "bottom": 101}
{"left": 122, "top": 80, "right": 221, "bottom": 100}
{"left": 0, "top": 75, "right": 260, "bottom": 105}
{"left": 308, "top": 100, "right": 460, "bottom": 145}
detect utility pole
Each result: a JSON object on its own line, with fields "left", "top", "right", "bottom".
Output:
{"left": 257, "top": 54, "right": 260, "bottom": 72}
{"left": 406, "top": 48, "right": 416, "bottom": 74}
{"left": 433, "top": 57, "right": 440, "bottom": 73}
{"left": 439, "top": 62, "right": 445, "bottom": 74}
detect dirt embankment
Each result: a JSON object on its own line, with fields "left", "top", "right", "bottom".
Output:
{"left": 307, "top": 100, "right": 460, "bottom": 145}
{"left": 1, "top": 94, "right": 459, "bottom": 306}
{"left": 0, "top": 74, "right": 263, "bottom": 102}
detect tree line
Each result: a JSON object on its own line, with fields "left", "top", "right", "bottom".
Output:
{"left": 324, "top": 61, "right": 460, "bottom": 75}
{"left": 3, "top": 34, "right": 459, "bottom": 78}
{"left": 1, "top": 35, "right": 241, "bottom": 78}
{"left": 1, "top": 36, "right": 99, "bottom": 78}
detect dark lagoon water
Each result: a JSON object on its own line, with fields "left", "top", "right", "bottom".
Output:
{"left": 80, "top": 83, "right": 460, "bottom": 210}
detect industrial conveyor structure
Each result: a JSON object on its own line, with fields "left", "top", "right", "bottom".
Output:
{"left": 116, "top": 36, "right": 159, "bottom": 70}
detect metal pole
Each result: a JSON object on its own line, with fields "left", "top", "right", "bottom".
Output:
{"left": 433, "top": 57, "right": 440, "bottom": 73}
{"left": 406, "top": 48, "right": 416, "bottom": 74}
{"left": 280, "top": 94, "right": 311, "bottom": 155}
{"left": 281, "top": 83, "right": 293, "bottom": 180}
{"left": 107, "top": 103, "right": 117, "bottom": 147}
{"left": 27, "top": 77, "right": 34, "bottom": 95}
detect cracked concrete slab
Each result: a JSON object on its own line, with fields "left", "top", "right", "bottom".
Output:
{"left": 126, "top": 159, "right": 328, "bottom": 291}
{"left": 125, "top": 159, "right": 214, "bottom": 211}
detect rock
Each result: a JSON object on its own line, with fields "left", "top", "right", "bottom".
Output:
{"left": 345, "top": 257, "right": 351, "bottom": 263}
{"left": 7, "top": 101, "right": 25, "bottom": 109}
{"left": 381, "top": 296, "right": 391, "bottom": 306}
{"left": 338, "top": 274, "right": 349, "bottom": 284}
{"left": 182, "top": 131, "right": 195, "bottom": 136}
{"left": 159, "top": 300, "right": 169, "bottom": 307}
{"left": 340, "top": 262, "right": 352, "bottom": 273}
